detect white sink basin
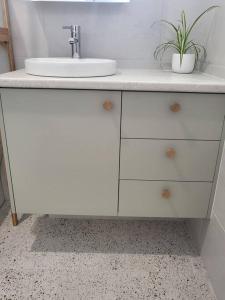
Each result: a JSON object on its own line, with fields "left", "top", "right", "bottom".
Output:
{"left": 25, "top": 58, "right": 117, "bottom": 78}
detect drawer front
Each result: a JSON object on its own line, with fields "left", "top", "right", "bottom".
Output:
{"left": 119, "top": 181, "right": 212, "bottom": 218}
{"left": 120, "top": 139, "right": 219, "bottom": 182}
{"left": 122, "top": 92, "right": 225, "bottom": 140}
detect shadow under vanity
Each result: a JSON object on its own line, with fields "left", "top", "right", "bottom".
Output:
{"left": 1, "top": 69, "right": 225, "bottom": 225}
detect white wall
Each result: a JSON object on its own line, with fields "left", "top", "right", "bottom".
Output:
{"left": 206, "top": 2, "right": 225, "bottom": 77}
{"left": 192, "top": 141, "right": 225, "bottom": 300}
{"left": 190, "top": 3, "right": 225, "bottom": 300}
{"left": 202, "top": 147, "right": 225, "bottom": 299}
{"left": 7, "top": 0, "right": 217, "bottom": 69}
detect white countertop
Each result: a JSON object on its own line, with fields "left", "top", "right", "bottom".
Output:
{"left": 1, "top": 69, "right": 225, "bottom": 93}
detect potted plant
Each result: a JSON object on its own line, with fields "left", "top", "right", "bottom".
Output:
{"left": 154, "top": 6, "right": 218, "bottom": 74}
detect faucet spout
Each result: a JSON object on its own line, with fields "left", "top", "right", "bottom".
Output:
{"left": 63, "top": 25, "right": 81, "bottom": 59}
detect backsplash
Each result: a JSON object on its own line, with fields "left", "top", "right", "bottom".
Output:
{"left": 206, "top": 2, "right": 225, "bottom": 77}
{"left": 8, "top": 0, "right": 218, "bottom": 69}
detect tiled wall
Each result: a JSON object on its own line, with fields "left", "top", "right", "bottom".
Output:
{"left": 191, "top": 142, "right": 225, "bottom": 300}
{"left": 206, "top": 1, "right": 225, "bottom": 78}
{"left": 202, "top": 196, "right": 225, "bottom": 299}
{"left": 7, "top": 0, "right": 217, "bottom": 69}
{"left": 191, "top": 4, "right": 225, "bottom": 299}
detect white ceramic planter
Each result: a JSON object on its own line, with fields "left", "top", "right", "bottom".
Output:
{"left": 172, "top": 54, "right": 195, "bottom": 74}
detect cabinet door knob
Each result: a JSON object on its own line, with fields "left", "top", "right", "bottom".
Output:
{"left": 166, "top": 147, "right": 176, "bottom": 159}
{"left": 170, "top": 102, "right": 181, "bottom": 113}
{"left": 161, "top": 189, "right": 171, "bottom": 199}
{"left": 103, "top": 100, "right": 113, "bottom": 111}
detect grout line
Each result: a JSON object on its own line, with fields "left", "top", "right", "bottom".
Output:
{"left": 213, "top": 211, "right": 225, "bottom": 235}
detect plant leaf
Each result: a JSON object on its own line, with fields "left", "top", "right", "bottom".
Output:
{"left": 154, "top": 41, "right": 179, "bottom": 60}
{"left": 161, "top": 19, "right": 179, "bottom": 34}
{"left": 187, "top": 6, "right": 219, "bottom": 38}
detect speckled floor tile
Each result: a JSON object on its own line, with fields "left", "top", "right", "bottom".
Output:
{"left": 0, "top": 202, "right": 216, "bottom": 300}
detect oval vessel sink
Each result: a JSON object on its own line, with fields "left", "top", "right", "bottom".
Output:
{"left": 25, "top": 58, "right": 117, "bottom": 78}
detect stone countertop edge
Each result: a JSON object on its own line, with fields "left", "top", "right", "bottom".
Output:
{"left": 0, "top": 69, "right": 225, "bottom": 93}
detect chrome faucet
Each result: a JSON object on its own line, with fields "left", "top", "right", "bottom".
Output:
{"left": 63, "top": 25, "right": 81, "bottom": 59}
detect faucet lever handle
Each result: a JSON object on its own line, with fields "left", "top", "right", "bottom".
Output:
{"left": 62, "top": 25, "right": 80, "bottom": 32}
{"left": 62, "top": 25, "right": 73, "bottom": 31}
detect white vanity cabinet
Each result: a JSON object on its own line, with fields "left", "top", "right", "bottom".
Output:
{"left": 1, "top": 87, "right": 225, "bottom": 223}
{"left": 1, "top": 89, "right": 121, "bottom": 216}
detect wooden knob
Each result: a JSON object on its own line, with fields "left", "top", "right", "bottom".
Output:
{"left": 166, "top": 147, "right": 176, "bottom": 159}
{"left": 103, "top": 100, "right": 113, "bottom": 111}
{"left": 170, "top": 102, "right": 181, "bottom": 113}
{"left": 161, "top": 189, "right": 171, "bottom": 199}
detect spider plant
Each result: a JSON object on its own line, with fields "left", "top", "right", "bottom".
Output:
{"left": 154, "top": 6, "right": 218, "bottom": 66}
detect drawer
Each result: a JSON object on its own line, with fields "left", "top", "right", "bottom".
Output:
{"left": 120, "top": 139, "right": 219, "bottom": 181}
{"left": 122, "top": 92, "right": 225, "bottom": 140}
{"left": 119, "top": 181, "right": 212, "bottom": 218}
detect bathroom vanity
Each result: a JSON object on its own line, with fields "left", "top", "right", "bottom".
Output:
{"left": 1, "top": 69, "right": 225, "bottom": 225}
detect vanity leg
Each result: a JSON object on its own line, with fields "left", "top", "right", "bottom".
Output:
{"left": 11, "top": 213, "right": 18, "bottom": 226}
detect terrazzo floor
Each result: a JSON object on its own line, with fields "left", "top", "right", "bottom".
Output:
{"left": 0, "top": 202, "right": 216, "bottom": 300}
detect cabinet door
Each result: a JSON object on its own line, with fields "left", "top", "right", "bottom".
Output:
{"left": 1, "top": 89, "right": 121, "bottom": 216}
